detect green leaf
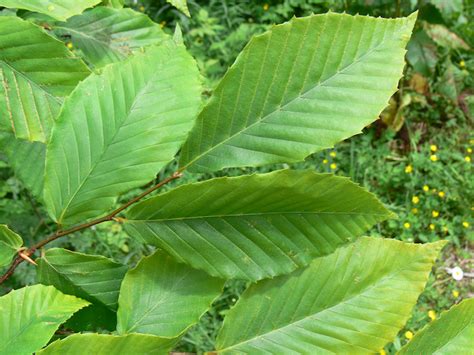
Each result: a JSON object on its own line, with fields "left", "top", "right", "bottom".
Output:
{"left": 39, "top": 333, "right": 176, "bottom": 355}
{"left": 216, "top": 237, "right": 446, "bottom": 353}
{"left": 37, "top": 248, "right": 127, "bottom": 311}
{"left": 0, "top": 16, "right": 90, "bottom": 142}
{"left": 179, "top": 12, "right": 416, "bottom": 173}
{"left": 0, "top": 0, "right": 101, "bottom": 21}
{"left": 0, "top": 284, "right": 89, "bottom": 355}
{"left": 167, "top": 0, "right": 190, "bottom": 17}
{"left": 399, "top": 298, "right": 474, "bottom": 354}
{"left": 53, "top": 7, "right": 169, "bottom": 68}
{"left": 43, "top": 41, "right": 202, "bottom": 226}
{"left": 0, "top": 224, "right": 22, "bottom": 268}
{"left": 0, "top": 133, "right": 45, "bottom": 199}
{"left": 125, "top": 170, "right": 394, "bottom": 280}
{"left": 102, "top": 0, "right": 124, "bottom": 8}
{"left": 117, "top": 250, "right": 224, "bottom": 337}
{"left": 407, "top": 30, "right": 438, "bottom": 76}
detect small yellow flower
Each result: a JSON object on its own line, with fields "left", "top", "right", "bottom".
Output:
{"left": 430, "top": 155, "right": 438, "bottom": 162}
{"left": 405, "top": 165, "right": 413, "bottom": 173}
{"left": 330, "top": 151, "right": 337, "bottom": 157}
{"left": 429, "top": 223, "right": 435, "bottom": 230}
{"left": 66, "top": 42, "right": 73, "bottom": 49}
{"left": 428, "top": 310, "right": 436, "bottom": 320}
{"left": 430, "top": 144, "right": 438, "bottom": 152}
{"left": 405, "top": 331, "right": 414, "bottom": 340}
{"left": 467, "top": 148, "right": 473, "bottom": 153}
{"left": 465, "top": 156, "right": 471, "bottom": 163}
{"left": 404, "top": 222, "right": 411, "bottom": 229}
{"left": 438, "top": 191, "right": 445, "bottom": 198}
{"left": 452, "top": 290, "right": 460, "bottom": 298}
{"left": 423, "top": 185, "right": 429, "bottom": 192}
{"left": 459, "top": 60, "right": 466, "bottom": 68}
{"left": 263, "top": 3, "right": 269, "bottom": 10}
{"left": 412, "top": 196, "right": 420, "bottom": 204}
{"left": 432, "top": 211, "right": 439, "bottom": 218}
{"left": 379, "top": 350, "right": 386, "bottom": 355}
{"left": 412, "top": 208, "right": 418, "bottom": 214}
{"left": 139, "top": 5, "right": 145, "bottom": 12}
{"left": 463, "top": 221, "right": 470, "bottom": 228}
{"left": 160, "top": 20, "right": 166, "bottom": 28}
{"left": 323, "top": 159, "right": 328, "bottom": 164}
{"left": 330, "top": 163, "right": 337, "bottom": 170}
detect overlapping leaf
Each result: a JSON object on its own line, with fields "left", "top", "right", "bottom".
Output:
{"left": 43, "top": 41, "right": 201, "bottom": 226}
{"left": 0, "top": 16, "right": 90, "bottom": 142}
{"left": 0, "top": 224, "right": 22, "bottom": 268}
{"left": 0, "top": 284, "right": 89, "bottom": 354}
{"left": 117, "top": 250, "right": 224, "bottom": 337}
{"left": 167, "top": 0, "right": 190, "bottom": 17}
{"left": 53, "top": 7, "right": 169, "bottom": 68}
{"left": 125, "top": 170, "right": 394, "bottom": 280}
{"left": 179, "top": 12, "right": 417, "bottom": 173}
{"left": 39, "top": 333, "right": 176, "bottom": 354}
{"left": 399, "top": 298, "right": 474, "bottom": 354}
{"left": 216, "top": 237, "right": 446, "bottom": 353}
{"left": 0, "top": 0, "right": 101, "bottom": 21}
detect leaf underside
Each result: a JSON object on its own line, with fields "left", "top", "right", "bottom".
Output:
{"left": 53, "top": 7, "right": 169, "bottom": 68}
{"left": 180, "top": 12, "right": 416, "bottom": 173}
{"left": 0, "top": 224, "right": 23, "bottom": 268}
{"left": 117, "top": 250, "right": 224, "bottom": 337}
{"left": 125, "top": 170, "right": 393, "bottom": 280}
{"left": 216, "top": 237, "right": 446, "bottom": 353}
{"left": 43, "top": 42, "right": 201, "bottom": 226}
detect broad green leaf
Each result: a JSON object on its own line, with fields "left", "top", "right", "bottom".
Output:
{"left": 125, "top": 170, "right": 394, "bottom": 280}
{"left": 0, "top": 224, "right": 22, "bottom": 267}
{"left": 37, "top": 248, "right": 127, "bottom": 310}
{"left": 39, "top": 333, "right": 176, "bottom": 355}
{"left": 167, "top": 0, "right": 190, "bottom": 17}
{"left": 44, "top": 42, "right": 201, "bottom": 226}
{"left": 0, "top": 133, "right": 45, "bottom": 199}
{"left": 399, "top": 298, "right": 474, "bottom": 354}
{"left": 117, "top": 250, "right": 224, "bottom": 337}
{"left": 53, "top": 7, "right": 169, "bottom": 68}
{"left": 0, "top": 16, "right": 90, "bottom": 142}
{"left": 179, "top": 12, "right": 416, "bottom": 173}
{"left": 102, "top": 0, "right": 124, "bottom": 8}
{"left": 0, "top": 284, "right": 89, "bottom": 355}
{"left": 0, "top": 0, "right": 101, "bottom": 21}
{"left": 216, "top": 237, "right": 446, "bottom": 353}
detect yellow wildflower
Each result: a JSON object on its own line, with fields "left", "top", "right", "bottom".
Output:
{"left": 412, "top": 196, "right": 420, "bottom": 204}
{"left": 432, "top": 211, "right": 439, "bottom": 218}
{"left": 462, "top": 221, "right": 470, "bottom": 228}
{"left": 429, "top": 224, "right": 435, "bottom": 230}
{"left": 428, "top": 310, "right": 436, "bottom": 320}
{"left": 404, "top": 222, "right": 411, "bottom": 229}
{"left": 423, "top": 185, "right": 429, "bottom": 192}
{"left": 405, "top": 165, "right": 413, "bottom": 173}
{"left": 379, "top": 350, "right": 386, "bottom": 355}
{"left": 405, "top": 331, "right": 414, "bottom": 340}
{"left": 160, "top": 20, "right": 166, "bottom": 28}
{"left": 412, "top": 208, "right": 418, "bottom": 214}
{"left": 323, "top": 159, "right": 328, "bottom": 164}
{"left": 459, "top": 60, "right": 465, "bottom": 68}
{"left": 452, "top": 290, "right": 459, "bottom": 298}
{"left": 467, "top": 148, "right": 473, "bottom": 153}
{"left": 438, "top": 191, "right": 445, "bottom": 198}
{"left": 430, "top": 155, "right": 438, "bottom": 162}
{"left": 465, "top": 156, "right": 471, "bottom": 163}
{"left": 430, "top": 144, "right": 437, "bottom": 152}
{"left": 330, "top": 151, "right": 337, "bottom": 157}
{"left": 139, "top": 5, "right": 145, "bottom": 12}
{"left": 263, "top": 3, "right": 269, "bottom": 10}
{"left": 330, "top": 163, "right": 337, "bottom": 170}
{"left": 66, "top": 42, "right": 73, "bottom": 49}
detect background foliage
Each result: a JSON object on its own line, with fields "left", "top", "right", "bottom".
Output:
{"left": 0, "top": 0, "right": 472, "bottom": 354}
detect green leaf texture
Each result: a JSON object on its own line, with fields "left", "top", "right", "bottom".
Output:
{"left": 180, "top": 12, "right": 416, "bottom": 173}
{"left": 117, "top": 250, "right": 224, "bottom": 337}
{"left": 0, "top": 284, "right": 89, "bottom": 354}
{"left": 0, "top": 0, "right": 101, "bottom": 21}
{"left": 167, "top": 0, "right": 190, "bottom": 17}
{"left": 399, "top": 298, "right": 474, "bottom": 354}
{"left": 53, "top": 7, "right": 169, "bottom": 68}
{"left": 44, "top": 42, "right": 201, "bottom": 226}
{"left": 39, "top": 333, "right": 176, "bottom": 355}
{"left": 0, "top": 224, "right": 22, "bottom": 268}
{"left": 37, "top": 248, "right": 127, "bottom": 311}
{"left": 0, "top": 16, "right": 90, "bottom": 142}
{"left": 125, "top": 170, "right": 394, "bottom": 280}
{"left": 216, "top": 237, "right": 446, "bottom": 353}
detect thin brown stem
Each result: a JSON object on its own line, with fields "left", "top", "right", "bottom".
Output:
{"left": 0, "top": 171, "right": 182, "bottom": 285}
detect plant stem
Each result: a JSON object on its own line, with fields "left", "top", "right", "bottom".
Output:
{"left": 0, "top": 171, "right": 182, "bottom": 285}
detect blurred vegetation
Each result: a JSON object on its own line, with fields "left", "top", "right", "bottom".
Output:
{"left": 1, "top": 0, "right": 472, "bottom": 353}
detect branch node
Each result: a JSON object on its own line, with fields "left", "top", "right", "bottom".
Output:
{"left": 19, "top": 251, "right": 37, "bottom": 266}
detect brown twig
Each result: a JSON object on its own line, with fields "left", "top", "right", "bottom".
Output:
{"left": 0, "top": 172, "right": 182, "bottom": 285}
